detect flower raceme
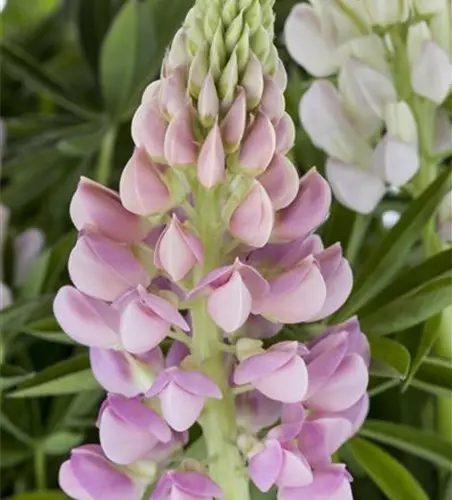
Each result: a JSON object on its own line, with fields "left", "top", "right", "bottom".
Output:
{"left": 285, "top": 0, "right": 452, "bottom": 214}
{"left": 54, "top": 1, "right": 369, "bottom": 498}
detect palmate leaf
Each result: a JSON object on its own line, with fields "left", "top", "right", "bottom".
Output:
{"left": 346, "top": 438, "right": 429, "bottom": 500}
{"left": 8, "top": 354, "right": 99, "bottom": 398}
{"left": 360, "top": 420, "right": 452, "bottom": 470}
{"left": 334, "top": 168, "right": 452, "bottom": 321}
{"left": 1, "top": 42, "right": 98, "bottom": 120}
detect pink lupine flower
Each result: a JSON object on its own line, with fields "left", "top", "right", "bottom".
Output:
{"left": 97, "top": 394, "right": 171, "bottom": 464}
{"left": 274, "top": 113, "right": 296, "bottom": 154}
{"left": 147, "top": 367, "right": 222, "bottom": 431}
{"left": 164, "top": 102, "right": 197, "bottom": 167}
{"left": 234, "top": 341, "right": 309, "bottom": 403}
{"left": 258, "top": 154, "right": 299, "bottom": 210}
{"left": 296, "top": 415, "right": 352, "bottom": 468}
{"left": 257, "top": 256, "right": 327, "bottom": 324}
{"left": 248, "top": 438, "right": 313, "bottom": 492}
{"left": 152, "top": 470, "right": 223, "bottom": 500}
{"left": 229, "top": 181, "right": 274, "bottom": 248}
{"left": 236, "top": 390, "right": 282, "bottom": 433}
{"left": 118, "top": 285, "right": 189, "bottom": 354}
{"left": 273, "top": 168, "right": 332, "bottom": 241}
{"left": 154, "top": 214, "right": 203, "bottom": 282}
{"left": 120, "top": 148, "right": 173, "bottom": 216}
{"left": 68, "top": 230, "right": 150, "bottom": 301}
{"left": 53, "top": 286, "right": 119, "bottom": 348}
{"left": 220, "top": 88, "right": 247, "bottom": 153}
{"left": 160, "top": 67, "right": 188, "bottom": 118}
{"left": 132, "top": 98, "right": 167, "bottom": 162}
{"left": 279, "top": 464, "right": 353, "bottom": 500}
{"left": 59, "top": 445, "right": 148, "bottom": 500}
{"left": 90, "top": 346, "right": 163, "bottom": 397}
{"left": 304, "top": 318, "right": 370, "bottom": 412}
{"left": 189, "top": 259, "right": 269, "bottom": 333}
{"left": 70, "top": 176, "right": 149, "bottom": 243}
{"left": 197, "top": 122, "right": 225, "bottom": 188}
{"left": 238, "top": 112, "right": 276, "bottom": 173}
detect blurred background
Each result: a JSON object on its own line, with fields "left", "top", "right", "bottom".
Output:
{"left": 0, "top": 0, "right": 450, "bottom": 499}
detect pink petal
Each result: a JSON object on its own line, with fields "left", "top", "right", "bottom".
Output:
{"left": 221, "top": 88, "right": 247, "bottom": 153}
{"left": 306, "top": 354, "right": 369, "bottom": 412}
{"left": 172, "top": 471, "right": 223, "bottom": 498}
{"left": 254, "top": 356, "right": 309, "bottom": 403}
{"left": 239, "top": 112, "right": 276, "bottom": 174}
{"left": 197, "top": 123, "right": 225, "bottom": 188}
{"left": 207, "top": 271, "right": 252, "bottom": 333}
{"left": 159, "top": 383, "right": 206, "bottom": 431}
{"left": 164, "top": 103, "right": 197, "bottom": 167}
{"left": 277, "top": 448, "right": 313, "bottom": 487}
{"left": 53, "top": 286, "right": 119, "bottom": 348}
{"left": 120, "top": 148, "right": 172, "bottom": 216}
{"left": 131, "top": 101, "right": 167, "bottom": 162}
{"left": 275, "top": 113, "right": 296, "bottom": 154}
{"left": 249, "top": 440, "right": 283, "bottom": 492}
{"left": 274, "top": 169, "right": 332, "bottom": 241}
{"left": 59, "top": 460, "right": 92, "bottom": 500}
{"left": 172, "top": 369, "right": 222, "bottom": 399}
{"left": 68, "top": 231, "right": 150, "bottom": 301}
{"left": 259, "top": 155, "right": 299, "bottom": 210}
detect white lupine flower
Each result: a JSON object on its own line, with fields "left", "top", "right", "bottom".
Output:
{"left": 0, "top": 281, "right": 13, "bottom": 311}
{"left": 339, "top": 58, "right": 397, "bottom": 120}
{"left": 13, "top": 229, "right": 45, "bottom": 287}
{"left": 407, "top": 22, "right": 432, "bottom": 65}
{"left": 363, "top": 0, "right": 411, "bottom": 27}
{"left": 434, "top": 109, "right": 452, "bottom": 154}
{"left": 326, "top": 158, "right": 386, "bottom": 214}
{"left": 341, "top": 34, "right": 391, "bottom": 76}
{"left": 372, "top": 134, "right": 420, "bottom": 187}
{"left": 284, "top": 4, "right": 338, "bottom": 77}
{"left": 414, "top": 0, "right": 447, "bottom": 15}
{"left": 384, "top": 101, "right": 418, "bottom": 144}
{"left": 411, "top": 41, "right": 452, "bottom": 104}
{"left": 300, "top": 80, "right": 373, "bottom": 166}
{"left": 430, "top": 9, "right": 452, "bottom": 55}
{"left": 438, "top": 192, "right": 452, "bottom": 243}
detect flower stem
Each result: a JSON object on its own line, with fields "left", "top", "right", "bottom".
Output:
{"left": 189, "top": 187, "right": 250, "bottom": 500}
{"left": 34, "top": 445, "right": 47, "bottom": 490}
{"left": 96, "top": 127, "right": 118, "bottom": 185}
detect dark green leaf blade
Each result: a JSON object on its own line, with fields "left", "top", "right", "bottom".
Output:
{"left": 360, "top": 420, "right": 452, "bottom": 470}
{"left": 8, "top": 354, "right": 99, "bottom": 398}
{"left": 335, "top": 168, "right": 452, "bottom": 320}
{"left": 368, "top": 337, "right": 411, "bottom": 379}
{"left": 360, "top": 276, "right": 452, "bottom": 335}
{"left": 346, "top": 438, "right": 429, "bottom": 500}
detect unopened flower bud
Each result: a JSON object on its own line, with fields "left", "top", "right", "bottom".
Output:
{"left": 131, "top": 100, "right": 167, "bottom": 163}
{"left": 261, "top": 76, "right": 285, "bottom": 122}
{"left": 164, "top": 104, "right": 197, "bottom": 167}
{"left": 363, "top": 0, "right": 410, "bottom": 27}
{"left": 198, "top": 72, "right": 219, "bottom": 127}
{"left": 160, "top": 68, "right": 188, "bottom": 119}
{"left": 197, "top": 123, "right": 225, "bottom": 188}
{"left": 154, "top": 215, "right": 203, "bottom": 282}
{"left": 221, "top": 88, "right": 247, "bottom": 153}
{"left": 259, "top": 154, "right": 299, "bottom": 210}
{"left": 229, "top": 180, "right": 274, "bottom": 248}
{"left": 120, "top": 149, "right": 173, "bottom": 217}
{"left": 241, "top": 52, "right": 264, "bottom": 110}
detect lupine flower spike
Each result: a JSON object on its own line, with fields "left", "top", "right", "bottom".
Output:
{"left": 55, "top": 1, "right": 369, "bottom": 498}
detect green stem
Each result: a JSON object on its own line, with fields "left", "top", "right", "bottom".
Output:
{"left": 34, "top": 445, "right": 47, "bottom": 490}
{"left": 96, "top": 127, "right": 118, "bottom": 185}
{"left": 189, "top": 187, "right": 250, "bottom": 500}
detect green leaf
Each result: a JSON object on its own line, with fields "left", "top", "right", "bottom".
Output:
{"left": 1, "top": 42, "right": 97, "bottom": 120}
{"left": 0, "top": 365, "right": 35, "bottom": 391}
{"left": 77, "top": 0, "right": 122, "bottom": 73}
{"left": 335, "top": 168, "right": 452, "bottom": 320}
{"left": 368, "top": 379, "right": 401, "bottom": 398}
{"left": 369, "top": 338, "right": 411, "bottom": 379}
{"left": 360, "top": 420, "right": 452, "bottom": 470}
{"left": 8, "top": 354, "right": 99, "bottom": 398}
{"left": 346, "top": 438, "right": 429, "bottom": 500}
{"left": 361, "top": 248, "right": 452, "bottom": 315}
{"left": 360, "top": 276, "right": 452, "bottom": 335}
{"left": 100, "top": 0, "right": 155, "bottom": 118}
{"left": 412, "top": 356, "right": 452, "bottom": 397}
{"left": 4, "top": 492, "right": 66, "bottom": 500}
{"left": 403, "top": 310, "right": 451, "bottom": 391}
{"left": 23, "top": 318, "right": 74, "bottom": 345}
{"left": 43, "top": 430, "right": 84, "bottom": 455}
{"left": 0, "top": 295, "right": 53, "bottom": 335}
